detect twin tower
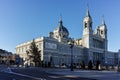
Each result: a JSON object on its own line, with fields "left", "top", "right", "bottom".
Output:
{"left": 49, "top": 7, "right": 108, "bottom": 52}
{"left": 82, "top": 8, "right": 107, "bottom": 51}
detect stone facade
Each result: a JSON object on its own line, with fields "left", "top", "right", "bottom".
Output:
{"left": 16, "top": 8, "right": 119, "bottom": 67}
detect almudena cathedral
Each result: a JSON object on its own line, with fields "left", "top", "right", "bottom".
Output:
{"left": 16, "top": 9, "right": 120, "bottom": 67}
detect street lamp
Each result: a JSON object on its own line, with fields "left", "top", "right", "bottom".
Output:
{"left": 26, "top": 50, "right": 29, "bottom": 67}
{"left": 117, "top": 50, "right": 120, "bottom": 72}
{"left": 68, "top": 39, "right": 74, "bottom": 71}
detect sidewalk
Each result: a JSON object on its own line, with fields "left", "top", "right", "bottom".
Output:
{"left": 44, "top": 68, "right": 120, "bottom": 80}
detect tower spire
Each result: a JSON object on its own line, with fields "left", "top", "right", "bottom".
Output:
{"left": 60, "top": 14, "right": 62, "bottom": 21}
{"left": 58, "top": 14, "right": 63, "bottom": 28}
{"left": 59, "top": 14, "right": 62, "bottom": 23}
{"left": 102, "top": 15, "right": 105, "bottom": 25}
{"left": 86, "top": 4, "right": 90, "bottom": 17}
{"left": 58, "top": 15, "right": 63, "bottom": 34}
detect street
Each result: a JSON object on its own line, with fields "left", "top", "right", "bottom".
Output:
{"left": 1, "top": 65, "right": 120, "bottom": 80}
{"left": 0, "top": 72, "right": 34, "bottom": 80}
{"left": 0, "top": 66, "right": 95, "bottom": 80}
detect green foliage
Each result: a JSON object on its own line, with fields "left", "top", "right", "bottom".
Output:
{"left": 29, "top": 39, "right": 41, "bottom": 66}
{"left": 88, "top": 60, "right": 93, "bottom": 70}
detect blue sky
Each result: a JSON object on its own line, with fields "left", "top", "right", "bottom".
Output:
{"left": 0, "top": 0, "right": 120, "bottom": 53}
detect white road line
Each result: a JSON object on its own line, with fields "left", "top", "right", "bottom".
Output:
{"left": 4, "top": 68, "right": 46, "bottom": 80}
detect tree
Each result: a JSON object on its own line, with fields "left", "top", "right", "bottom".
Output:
{"left": 80, "top": 60, "right": 85, "bottom": 69}
{"left": 29, "top": 39, "right": 41, "bottom": 67}
{"left": 88, "top": 60, "right": 93, "bottom": 70}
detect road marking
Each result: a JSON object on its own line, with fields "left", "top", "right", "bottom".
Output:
{"left": 9, "top": 72, "right": 46, "bottom": 80}
{"left": 0, "top": 67, "right": 12, "bottom": 73}
{"left": 49, "top": 76, "right": 60, "bottom": 78}
{"left": 4, "top": 68, "right": 46, "bottom": 80}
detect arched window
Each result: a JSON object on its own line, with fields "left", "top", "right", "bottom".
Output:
{"left": 85, "top": 22, "right": 87, "bottom": 28}
{"left": 101, "top": 30, "right": 103, "bottom": 34}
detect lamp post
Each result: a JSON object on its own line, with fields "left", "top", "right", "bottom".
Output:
{"left": 68, "top": 40, "right": 74, "bottom": 71}
{"left": 26, "top": 50, "right": 29, "bottom": 67}
{"left": 118, "top": 50, "right": 120, "bottom": 72}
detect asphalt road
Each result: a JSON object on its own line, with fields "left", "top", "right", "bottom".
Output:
{"left": 0, "top": 71, "right": 35, "bottom": 80}
{"left": 11, "top": 68, "right": 95, "bottom": 80}
{"left": 0, "top": 66, "right": 96, "bottom": 80}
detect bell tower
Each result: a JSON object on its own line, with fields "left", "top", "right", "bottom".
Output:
{"left": 99, "top": 17, "right": 108, "bottom": 50}
{"left": 100, "top": 17, "right": 107, "bottom": 39}
{"left": 82, "top": 7, "right": 93, "bottom": 48}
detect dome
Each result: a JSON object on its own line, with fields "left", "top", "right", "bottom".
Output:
{"left": 58, "top": 25, "right": 69, "bottom": 34}
{"left": 57, "top": 19, "right": 69, "bottom": 35}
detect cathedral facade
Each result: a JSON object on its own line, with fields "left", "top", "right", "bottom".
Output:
{"left": 16, "top": 9, "right": 120, "bottom": 67}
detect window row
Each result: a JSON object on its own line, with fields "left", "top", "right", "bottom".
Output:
{"left": 17, "top": 43, "right": 42, "bottom": 53}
